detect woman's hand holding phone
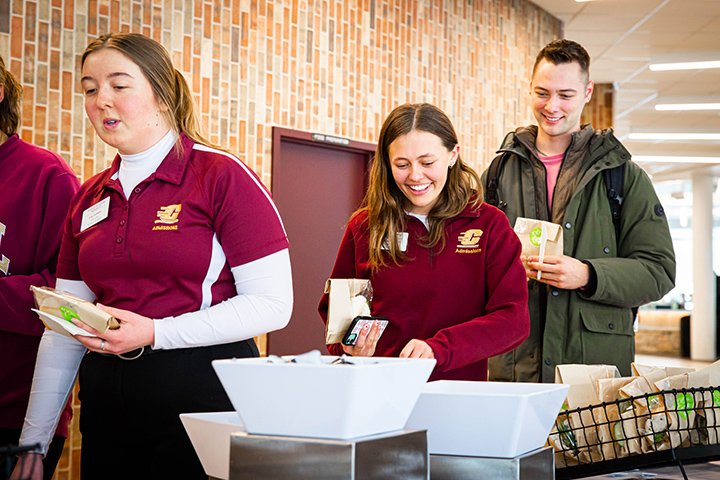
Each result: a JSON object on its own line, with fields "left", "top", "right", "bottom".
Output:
{"left": 341, "top": 319, "right": 383, "bottom": 356}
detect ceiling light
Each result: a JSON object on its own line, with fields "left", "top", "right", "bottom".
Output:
{"left": 628, "top": 133, "right": 720, "bottom": 141}
{"left": 633, "top": 156, "right": 720, "bottom": 164}
{"left": 649, "top": 60, "right": 720, "bottom": 71}
{"left": 655, "top": 103, "right": 720, "bottom": 111}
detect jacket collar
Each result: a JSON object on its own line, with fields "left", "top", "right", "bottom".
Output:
{"left": 499, "top": 124, "right": 629, "bottom": 168}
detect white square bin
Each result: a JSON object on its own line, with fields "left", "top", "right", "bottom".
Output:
{"left": 212, "top": 356, "right": 435, "bottom": 439}
{"left": 180, "top": 411, "right": 245, "bottom": 480}
{"left": 405, "top": 380, "right": 569, "bottom": 458}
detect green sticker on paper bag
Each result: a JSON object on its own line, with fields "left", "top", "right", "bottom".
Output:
{"left": 674, "top": 392, "right": 694, "bottom": 420}
{"left": 58, "top": 306, "right": 80, "bottom": 323}
{"left": 530, "top": 227, "right": 542, "bottom": 246}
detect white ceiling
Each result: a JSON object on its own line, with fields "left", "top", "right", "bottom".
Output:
{"left": 529, "top": 0, "right": 720, "bottom": 182}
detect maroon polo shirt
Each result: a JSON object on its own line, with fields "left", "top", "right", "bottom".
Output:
{"left": 319, "top": 203, "right": 530, "bottom": 381}
{"left": 57, "top": 134, "right": 288, "bottom": 320}
{"left": 0, "top": 134, "right": 79, "bottom": 434}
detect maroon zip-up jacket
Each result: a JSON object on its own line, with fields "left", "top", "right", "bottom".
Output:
{"left": 319, "top": 202, "right": 529, "bottom": 381}
{"left": 0, "top": 134, "right": 79, "bottom": 435}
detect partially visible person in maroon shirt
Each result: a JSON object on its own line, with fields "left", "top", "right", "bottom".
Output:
{"left": 319, "top": 103, "right": 529, "bottom": 381}
{"left": 0, "top": 55, "right": 79, "bottom": 479}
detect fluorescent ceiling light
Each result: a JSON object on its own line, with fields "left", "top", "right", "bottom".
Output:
{"left": 649, "top": 60, "right": 720, "bottom": 71}
{"left": 655, "top": 103, "right": 720, "bottom": 111}
{"left": 628, "top": 133, "right": 720, "bottom": 141}
{"left": 633, "top": 156, "right": 720, "bottom": 164}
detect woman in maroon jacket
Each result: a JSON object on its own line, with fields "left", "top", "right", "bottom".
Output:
{"left": 0, "top": 56, "right": 79, "bottom": 479}
{"left": 319, "top": 103, "right": 529, "bottom": 381}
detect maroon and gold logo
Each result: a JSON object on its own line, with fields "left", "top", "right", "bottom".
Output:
{"left": 152, "top": 204, "right": 182, "bottom": 231}
{"left": 456, "top": 229, "right": 483, "bottom": 254}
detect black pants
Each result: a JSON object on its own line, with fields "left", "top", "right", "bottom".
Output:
{"left": 78, "top": 340, "right": 257, "bottom": 480}
{"left": 0, "top": 430, "right": 65, "bottom": 480}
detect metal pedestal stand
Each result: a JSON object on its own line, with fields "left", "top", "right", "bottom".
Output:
{"left": 229, "top": 429, "right": 428, "bottom": 479}
{"left": 430, "top": 447, "right": 554, "bottom": 480}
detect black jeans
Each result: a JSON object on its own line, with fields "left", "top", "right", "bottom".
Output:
{"left": 78, "top": 340, "right": 257, "bottom": 480}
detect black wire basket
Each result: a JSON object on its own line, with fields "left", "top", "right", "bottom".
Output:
{"left": 548, "top": 386, "right": 720, "bottom": 479}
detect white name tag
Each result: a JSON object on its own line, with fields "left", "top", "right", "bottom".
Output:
{"left": 80, "top": 197, "right": 110, "bottom": 232}
{"left": 381, "top": 232, "right": 409, "bottom": 252}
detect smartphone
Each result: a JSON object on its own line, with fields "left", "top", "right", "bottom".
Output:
{"left": 341, "top": 315, "right": 389, "bottom": 346}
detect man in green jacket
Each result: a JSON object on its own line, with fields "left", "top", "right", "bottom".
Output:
{"left": 483, "top": 39, "right": 675, "bottom": 382}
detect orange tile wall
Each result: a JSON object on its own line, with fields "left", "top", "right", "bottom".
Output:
{"left": 582, "top": 82, "right": 614, "bottom": 130}
{"left": 0, "top": 1, "right": 561, "bottom": 479}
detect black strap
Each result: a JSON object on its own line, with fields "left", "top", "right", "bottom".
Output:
{"left": 603, "top": 164, "right": 625, "bottom": 241}
{"left": 603, "top": 164, "right": 638, "bottom": 318}
{"left": 484, "top": 153, "right": 508, "bottom": 210}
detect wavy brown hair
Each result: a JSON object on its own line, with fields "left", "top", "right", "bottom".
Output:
{"left": 360, "top": 103, "right": 482, "bottom": 270}
{"left": 0, "top": 55, "right": 23, "bottom": 136}
{"left": 81, "top": 33, "right": 211, "bottom": 148}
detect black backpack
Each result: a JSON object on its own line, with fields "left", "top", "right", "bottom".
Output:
{"left": 485, "top": 153, "right": 637, "bottom": 318}
{"left": 484, "top": 153, "right": 624, "bottom": 240}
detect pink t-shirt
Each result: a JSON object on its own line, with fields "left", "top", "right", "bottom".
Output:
{"left": 538, "top": 152, "right": 563, "bottom": 209}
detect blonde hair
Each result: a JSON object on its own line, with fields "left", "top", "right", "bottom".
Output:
{"left": 0, "top": 55, "right": 23, "bottom": 136}
{"left": 361, "top": 103, "right": 482, "bottom": 270}
{"left": 81, "top": 33, "right": 210, "bottom": 147}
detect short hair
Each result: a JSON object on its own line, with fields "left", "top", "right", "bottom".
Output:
{"left": 0, "top": 55, "right": 23, "bottom": 136}
{"left": 532, "top": 39, "right": 590, "bottom": 81}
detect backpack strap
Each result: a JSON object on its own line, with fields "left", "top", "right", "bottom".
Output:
{"left": 603, "top": 164, "right": 625, "bottom": 241}
{"left": 485, "top": 153, "right": 509, "bottom": 210}
{"left": 603, "top": 164, "right": 638, "bottom": 318}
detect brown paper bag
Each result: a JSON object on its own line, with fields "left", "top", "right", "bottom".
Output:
{"left": 513, "top": 217, "right": 563, "bottom": 280}
{"left": 323, "top": 279, "right": 372, "bottom": 344}
{"left": 685, "top": 360, "right": 720, "bottom": 445}
{"left": 655, "top": 373, "right": 695, "bottom": 448}
{"left": 31, "top": 286, "right": 119, "bottom": 334}
{"left": 596, "top": 377, "right": 639, "bottom": 460}
{"left": 548, "top": 399, "right": 581, "bottom": 467}
{"left": 620, "top": 376, "right": 671, "bottom": 453}
{"left": 554, "top": 364, "right": 620, "bottom": 463}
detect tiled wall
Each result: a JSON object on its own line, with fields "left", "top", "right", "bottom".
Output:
{"left": 1, "top": 1, "right": 561, "bottom": 479}
{"left": 0, "top": 0, "right": 560, "bottom": 184}
{"left": 582, "top": 82, "right": 614, "bottom": 130}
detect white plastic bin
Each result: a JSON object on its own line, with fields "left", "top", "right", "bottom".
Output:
{"left": 212, "top": 356, "right": 435, "bottom": 439}
{"left": 180, "top": 411, "right": 245, "bottom": 480}
{"left": 405, "top": 380, "right": 569, "bottom": 458}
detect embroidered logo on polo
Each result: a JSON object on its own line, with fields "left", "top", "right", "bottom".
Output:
{"left": 455, "top": 229, "right": 483, "bottom": 254}
{"left": 0, "top": 222, "right": 9, "bottom": 274}
{"left": 152, "top": 204, "right": 182, "bottom": 231}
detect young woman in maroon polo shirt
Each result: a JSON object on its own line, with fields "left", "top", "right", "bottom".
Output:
{"left": 13, "top": 34, "right": 292, "bottom": 479}
{"left": 0, "top": 55, "right": 79, "bottom": 480}
{"left": 319, "top": 103, "right": 529, "bottom": 381}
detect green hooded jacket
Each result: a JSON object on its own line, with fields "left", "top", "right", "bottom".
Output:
{"left": 482, "top": 125, "right": 676, "bottom": 382}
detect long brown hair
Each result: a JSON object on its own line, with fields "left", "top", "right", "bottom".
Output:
{"left": 81, "top": 33, "right": 211, "bottom": 147}
{"left": 0, "top": 55, "right": 23, "bottom": 136}
{"left": 361, "top": 103, "right": 482, "bottom": 270}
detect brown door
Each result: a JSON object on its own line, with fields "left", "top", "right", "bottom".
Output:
{"left": 269, "top": 127, "right": 375, "bottom": 356}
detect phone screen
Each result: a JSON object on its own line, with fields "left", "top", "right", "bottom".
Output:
{"left": 342, "top": 316, "right": 389, "bottom": 346}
